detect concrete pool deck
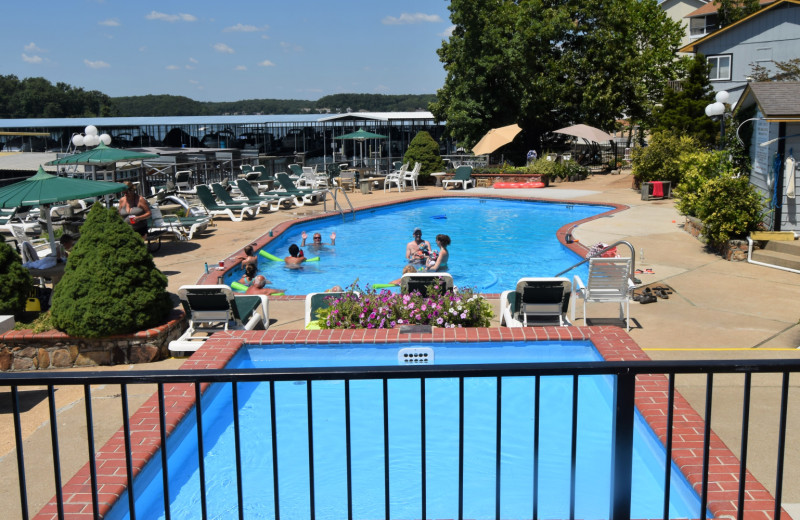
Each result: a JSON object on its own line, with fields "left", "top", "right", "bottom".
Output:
{"left": 2, "top": 169, "right": 799, "bottom": 518}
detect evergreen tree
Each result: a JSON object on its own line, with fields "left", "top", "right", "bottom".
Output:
{"left": 51, "top": 204, "right": 172, "bottom": 338}
{"left": 653, "top": 55, "right": 718, "bottom": 147}
{"left": 715, "top": 0, "right": 761, "bottom": 27}
{"left": 403, "top": 131, "right": 445, "bottom": 184}
{"left": 0, "top": 242, "right": 33, "bottom": 319}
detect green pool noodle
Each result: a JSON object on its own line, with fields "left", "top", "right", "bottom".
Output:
{"left": 372, "top": 283, "right": 398, "bottom": 289}
{"left": 259, "top": 250, "right": 282, "bottom": 261}
{"left": 305, "top": 256, "right": 320, "bottom": 262}
{"left": 230, "top": 281, "right": 248, "bottom": 292}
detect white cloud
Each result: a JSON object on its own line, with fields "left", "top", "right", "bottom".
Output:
{"left": 224, "top": 23, "right": 266, "bottom": 32}
{"left": 279, "top": 41, "right": 303, "bottom": 52}
{"left": 258, "top": 60, "right": 275, "bottom": 67}
{"left": 166, "top": 65, "right": 180, "bottom": 70}
{"left": 185, "top": 64, "right": 195, "bottom": 70}
{"left": 189, "top": 57, "right": 199, "bottom": 64}
{"left": 146, "top": 11, "right": 197, "bottom": 22}
{"left": 440, "top": 25, "right": 455, "bottom": 37}
{"left": 24, "top": 42, "right": 43, "bottom": 52}
{"left": 234, "top": 65, "right": 247, "bottom": 70}
{"left": 382, "top": 12, "right": 442, "bottom": 25}
{"left": 99, "top": 18, "right": 120, "bottom": 27}
{"left": 84, "top": 59, "right": 110, "bottom": 69}
{"left": 189, "top": 79, "right": 200, "bottom": 84}
{"left": 213, "top": 43, "right": 234, "bottom": 54}
{"left": 21, "top": 53, "right": 42, "bottom": 64}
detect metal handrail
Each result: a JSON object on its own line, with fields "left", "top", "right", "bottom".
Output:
{"left": 554, "top": 239, "right": 637, "bottom": 279}
{"left": 322, "top": 186, "right": 355, "bottom": 222}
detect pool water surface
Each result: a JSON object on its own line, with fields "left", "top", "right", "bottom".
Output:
{"left": 223, "top": 198, "right": 611, "bottom": 295}
{"left": 108, "top": 342, "right": 703, "bottom": 520}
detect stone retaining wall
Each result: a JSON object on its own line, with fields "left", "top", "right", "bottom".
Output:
{"left": 0, "top": 310, "right": 186, "bottom": 371}
{"left": 684, "top": 216, "right": 748, "bottom": 261}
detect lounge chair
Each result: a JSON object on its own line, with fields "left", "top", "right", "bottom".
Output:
{"left": 275, "top": 172, "right": 324, "bottom": 204}
{"left": 150, "top": 204, "right": 211, "bottom": 241}
{"left": 211, "top": 182, "right": 278, "bottom": 213}
{"left": 500, "top": 277, "right": 572, "bottom": 327}
{"left": 169, "top": 285, "right": 268, "bottom": 354}
{"left": 400, "top": 272, "right": 454, "bottom": 297}
{"left": 571, "top": 257, "right": 635, "bottom": 331}
{"left": 1, "top": 208, "right": 43, "bottom": 238}
{"left": 175, "top": 170, "right": 196, "bottom": 195}
{"left": 234, "top": 179, "right": 302, "bottom": 209}
{"left": 442, "top": 166, "right": 474, "bottom": 190}
{"left": 304, "top": 291, "right": 347, "bottom": 329}
{"left": 195, "top": 184, "right": 259, "bottom": 222}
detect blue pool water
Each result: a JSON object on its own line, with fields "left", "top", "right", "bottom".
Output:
{"left": 222, "top": 198, "right": 611, "bottom": 295}
{"left": 108, "top": 342, "right": 703, "bottom": 520}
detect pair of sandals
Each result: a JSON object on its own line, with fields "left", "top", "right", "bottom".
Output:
{"left": 634, "top": 286, "right": 672, "bottom": 304}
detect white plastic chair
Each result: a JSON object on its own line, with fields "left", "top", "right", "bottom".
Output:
{"left": 571, "top": 257, "right": 634, "bottom": 331}
{"left": 384, "top": 162, "right": 407, "bottom": 192}
{"left": 403, "top": 162, "right": 421, "bottom": 191}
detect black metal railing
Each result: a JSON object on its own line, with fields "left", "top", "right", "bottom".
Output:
{"left": 2, "top": 358, "right": 797, "bottom": 520}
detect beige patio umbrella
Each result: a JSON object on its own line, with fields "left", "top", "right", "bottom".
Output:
{"left": 553, "top": 124, "right": 613, "bottom": 143}
{"left": 471, "top": 124, "right": 522, "bottom": 155}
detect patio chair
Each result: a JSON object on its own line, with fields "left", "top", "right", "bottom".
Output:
{"left": 384, "top": 163, "right": 407, "bottom": 192}
{"left": 154, "top": 205, "right": 212, "bottom": 241}
{"left": 442, "top": 165, "right": 474, "bottom": 190}
{"left": 211, "top": 182, "right": 278, "bottom": 213}
{"left": 234, "top": 179, "right": 302, "bottom": 209}
{"left": 275, "top": 173, "right": 324, "bottom": 204}
{"left": 336, "top": 170, "right": 356, "bottom": 192}
{"left": 1, "top": 208, "right": 43, "bottom": 238}
{"left": 400, "top": 272, "right": 454, "bottom": 297}
{"left": 500, "top": 277, "right": 572, "bottom": 327}
{"left": 571, "top": 257, "right": 635, "bottom": 331}
{"left": 169, "top": 285, "right": 268, "bottom": 354}
{"left": 304, "top": 291, "right": 347, "bottom": 329}
{"left": 175, "top": 170, "right": 195, "bottom": 194}
{"left": 402, "top": 162, "right": 421, "bottom": 191}
{"left": 195, "top": 184, "right": 259, "bottom": 222}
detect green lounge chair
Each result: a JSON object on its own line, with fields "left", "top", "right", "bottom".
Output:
{"left": 275, "top": 172, "right": 323, "bottom": 204}
{"left": 234, "top": 179, "right": 302, "bottom": 209}
{"left": 442, "top": 165, "right": 474, "bottom": 190}
{"left": 500, "top": 277, "right": 572, "bottom": 327}
{"left": 195, "top": 184, "right": 259, "bottom": 221}
{"left": 211, "top": 182, "right": 278, "bottom": 213}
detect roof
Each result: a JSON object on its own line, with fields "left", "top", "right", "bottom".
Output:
{"left": 680, "top": 0, "right": 800, "bottom": 52}
{"left": 685, "top": 0, "right": 774, "bottom": 18}
{"left": 318, "top": 111, "right": 434, "bottom": 122}
{"left": 734, "top": 81, "right": 800, "bottom": 120}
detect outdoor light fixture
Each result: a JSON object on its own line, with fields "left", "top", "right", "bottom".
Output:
{"left": 705, "top": 91, "right": 731, "bottom": 148}
{"left": 70, "top": 125, "right": 111, "bottom": 149}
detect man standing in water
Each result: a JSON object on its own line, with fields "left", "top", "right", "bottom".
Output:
{"left": 406, "top": 227, "right": 432, "bottom": 265}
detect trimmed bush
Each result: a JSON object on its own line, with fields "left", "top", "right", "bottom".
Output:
{"left": 403, "top": 131, "right": 445, "bottom": 184}
{"left": 51, "top": 203, "right": 172, "bottom": 338}
{"left": 0, "top": 241, "right": 33, "bottom": 319}
{"left": 674, "top": 150, "right": 735, "bottom": 218}
{"left": 694, "top": 173, "right": 766, "bottom": 246}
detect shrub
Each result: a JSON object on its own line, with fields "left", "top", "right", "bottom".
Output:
{"left": 51, "top": 203, "right": 172, "bottom": 338}
{"left": 694, "top": 173, "right": 766, "bottom": 246}
{"left": 316, "top": 282, "right": 493, "bottom": 329}
{"left": 403, "top": 131, "right": 445, "bottom": 184}
{"left": 674, "top": 150, "right": 735, "bottom": 217}
{"left": 0, "top": 241, "right": 33, "bottom": 319}
{"left": 632, "top": 131, "right": 701, "bottom": 186}
{"left": 527, "top": 158, "right": 560, "bottom": 179}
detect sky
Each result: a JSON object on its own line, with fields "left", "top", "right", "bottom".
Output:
{"left": 2, "top": 0, "right": 453, "bottom": 102}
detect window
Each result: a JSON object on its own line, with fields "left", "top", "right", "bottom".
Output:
{"left": 708, "top": 55, "right": 731, "bottom": 81}
{"left": 689, "top": 14, "right": 718, "bottom": 38}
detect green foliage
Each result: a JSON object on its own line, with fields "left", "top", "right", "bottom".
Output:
{"left": 693, "top": 174, "right": 766, "bottom": 245}
{"left": 748, "top": 58, "right": 800, "bottom": 82}
{"left": 632, "top": 131, "right": 701, "bottom": 185}
{"left": 431, "top": 0, "right": 683, "bottom": 161}
{"left": 674, "top": 150, "right": 736, "bottom": 217}
{"left": 51, "top": 204, "right": 172, "bottom": 338}
{"left": 0, "top": 75, "right": 115, "bottom": 119}
{"left": 715, "top": 0, "right": 761, "bottom": 27}
{"left": 653, "top": 56, "right": 717, "bottom": 146}
{"left": 0, "top": 242, "right": 33, "bottom": 319}
{"left": 403, "top": 131, "right": 445, "bottom": 183}
{"left": 316, "top": 283, "right": 493, "bottom": 329}
{"left": 14, "top": 310, "right": 55, "bottom": 333}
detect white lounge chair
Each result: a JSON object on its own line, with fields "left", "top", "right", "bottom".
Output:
{"left": 500, "top": 277, "right": 572, "bottom": 327}
{"left": 304, "top": 291, "right": 348, "bottom": 329}
{"left": 169, "top": 285, "right": 268, "bottom": 354}
{"left": 571, "top": 257, "right": 635, "bottom": 331}
{"left": 400, "top": 272, "right": 454, "bottom": 297}
{"left": 175, "top": 170, "right": 196, "bottom": 195}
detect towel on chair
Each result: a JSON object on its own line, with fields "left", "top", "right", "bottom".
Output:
{"left": 651, "top": 181, "right": 664, "bottom": 198}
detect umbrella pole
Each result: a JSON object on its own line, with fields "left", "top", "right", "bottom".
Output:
{"left": 44, "top": 204, "right": 57, "bottom": 252}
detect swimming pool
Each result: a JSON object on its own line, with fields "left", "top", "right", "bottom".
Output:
{"left": 107, "top": 341, "right": 703, "bottom": 520}
{"left": 223, "top": 198, "right": 611, "bottom": 295}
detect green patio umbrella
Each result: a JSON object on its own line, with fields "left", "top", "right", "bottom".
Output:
{"left": 0, "top": 166, "right": 127, "bottom": 249}
{"left": 333, "top": 128, "right": 387, "bottom": 171}
{"left": 46, "top": 142, "right": 159, "bottom": 166}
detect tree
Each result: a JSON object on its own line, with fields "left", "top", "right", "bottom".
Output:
{"left": 430, "top": 0, "right": 683, "bottom": 162}
{"left": 653, "top": 55, "right": 718, "bottom": 146}
{"left": 715, "top": 0, "right": 761, "bottom": 27}
{"left": 0, "top": 242, "right": 33, "bottom": 319}
{"left": 51, "top": 204, "right": 172, "bottom": 338}
{"left": 403, "top": 131, "right": 445, "bottom": 183}
{"left": 749, "top": 58, "right": 800, "bottom": 81}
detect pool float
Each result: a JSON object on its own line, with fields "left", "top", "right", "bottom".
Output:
{"left": 230, "top": 281, "right": 249, "bottom": 292}
{"left": 493, "top": 182, "right": 546, "bottom": 189}
{"left": 259, "top": 250, "right": 319, "bottom": 262}
{"left": 431, "top": 215, "right": 447, "bottom": 219}
{"left": 372, "top": 283, "right": 399, "bottom": 289}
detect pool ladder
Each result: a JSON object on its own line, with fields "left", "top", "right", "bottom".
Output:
{"left": 323, "top": 186, "right": 355, "bottom": 222}
{"left": 554, "top": 240, "right": 639, "bottom": 284}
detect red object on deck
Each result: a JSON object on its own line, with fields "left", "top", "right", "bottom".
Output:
{"left": 651, "top": 181, "right": 664, "bottom": 198}
{"left": 493, "top": 182, "right": 546, "bottom": 189}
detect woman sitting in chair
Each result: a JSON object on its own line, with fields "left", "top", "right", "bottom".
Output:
{"left": 118, "top": 181, "right": 151, "bottom": 237}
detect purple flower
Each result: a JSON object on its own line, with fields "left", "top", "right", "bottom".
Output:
{"left": 437, "top": 317, "right": 444, "bottom": 324}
